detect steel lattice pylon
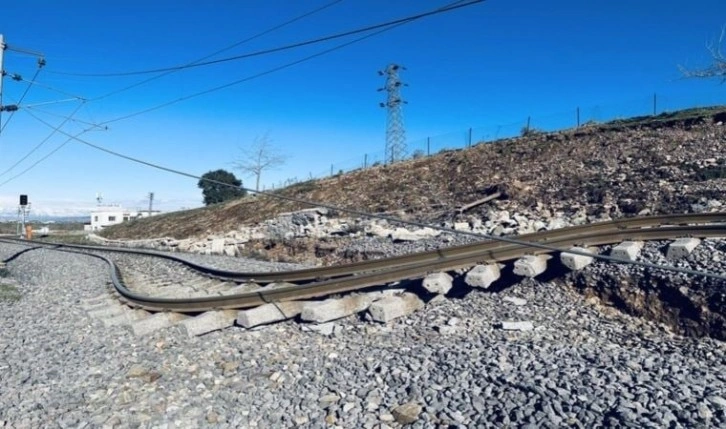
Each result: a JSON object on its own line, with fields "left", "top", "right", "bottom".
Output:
{"left": 378, "top": 64, "right": 407, "bottom": 164}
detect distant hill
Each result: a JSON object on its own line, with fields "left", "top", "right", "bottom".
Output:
{"left": 0, "top": 215, "right": 88, "bottom": 223}
{"left": 101, "top": 105, "right": 726, "bottom": 240}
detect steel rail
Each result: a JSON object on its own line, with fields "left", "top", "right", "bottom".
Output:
{"left": 1, "top": 216, "right": 723, "bottom": 312}
{"left": 105, "top": 223, "right": 726, "bottom": 312}
{"left": 12, "top": 212, "right": 726, "bottom": 284}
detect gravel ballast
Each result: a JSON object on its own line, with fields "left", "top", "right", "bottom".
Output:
{"left": 1, "top": 243, "right": 725, "bottom": 428}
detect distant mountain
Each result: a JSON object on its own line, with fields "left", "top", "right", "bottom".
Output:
{"left": 0, "top": 214, "right": 88, "bottom": 223}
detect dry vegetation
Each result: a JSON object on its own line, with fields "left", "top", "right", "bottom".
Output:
{"left": 102, "top": 106, "right": 726, "bottom": 240}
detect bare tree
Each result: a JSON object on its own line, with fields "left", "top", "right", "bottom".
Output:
{"left": 681, "top": 25, "right": 726, "bottom": 82}
{"left": 233, "top": 134, "right": 287, "bottom": 191}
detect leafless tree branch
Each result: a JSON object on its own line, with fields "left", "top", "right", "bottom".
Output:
{"left": 233, "top": 133, "right": 287, "bottom": 191}
{"left": 680, "top": 25, "right": 726, "bottom": 82}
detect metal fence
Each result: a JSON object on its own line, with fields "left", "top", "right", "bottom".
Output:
{"left": 268, "top": 89, "right": 725, "bottom": 190}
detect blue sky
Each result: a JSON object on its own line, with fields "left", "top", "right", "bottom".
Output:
{"left": 0, "top": 0, "right": 724, "bottom": 217}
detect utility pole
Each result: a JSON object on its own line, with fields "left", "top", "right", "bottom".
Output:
{"left": 378, "top": 64, "right": 407, "bottom": 164}
{"left": 148, "top": 192, "right": 154, "bottom": 217}
{"left": 0, "top": 34, "right": 6, "bottom": 133}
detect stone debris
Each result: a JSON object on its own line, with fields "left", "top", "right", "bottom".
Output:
{"left": 80, "top": 298, "right": 121, "bottom": 312}
{"left": 300, "top": 322, "right": 336, "bottom": 336}
{"left": 561, "top": 246, "right": 596, "bottom": 271}
{"left": 421, "top": 272, "right": 454, "bottom": 295}
{"left": 499, "top": 321, "right": 534, "bottom": 331}
{"left": 2, "top": 240, "right": 726, "bottom": 428}
{"left": 502, "top": 296, "right": 527, "bottom": 306}
{"left": 219, "top": 283, "right": 261, "bottom": 296}
{"left": 129, "top": 312, "right": 190, "bottom": 337}
{"left": 513, "top": 255, "right": 550, "bottom": 278}
{"left": 86, "top": 305, "right": 126, "bottom": 319}
{"left": 180, "top": 310, "right": 238, "bottom": 337}
{"left": 301, "top": 294, "right": 373, "bottom": 323}
{"left": 368, "top": 293, "right": 425, "bottom": 323}
{"left": 667, "top": 237, "right": 701, "bottom": 260}
{"left": 464, "top": 264, "right": 501, "bottom": 288}
{"left": 236, "top": 301, "right": 304, "bottom": 328}
{"left": 610, "top": 241, "right": 644, "bottom": 262}
{"left": 101, "top": 309, "right": 151, "bottom": 327}
{"left": 391, "top": 402, "right": 422, "bottom": 425}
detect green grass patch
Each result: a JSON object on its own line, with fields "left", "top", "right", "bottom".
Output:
{"left": 0, "top": 283, "right": 21, "bottom": 301}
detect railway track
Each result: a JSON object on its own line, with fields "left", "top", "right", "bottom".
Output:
{"left": 7, "top": 212, "right": 726, "bottom": 284}
{"left": 1, "top": 212, "right": 724, "bottom": 317}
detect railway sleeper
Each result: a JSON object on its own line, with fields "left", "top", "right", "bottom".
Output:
{"left": 74, "top": 232, "right": 718, "bottom": 336}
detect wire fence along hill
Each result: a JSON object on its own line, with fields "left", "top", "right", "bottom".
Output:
{"left": 266, "top": 89, "right": 725, "bottom": 190}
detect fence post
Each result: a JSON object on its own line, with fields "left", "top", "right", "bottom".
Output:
{"left": 653, "top": 93, "right": 657, "bottom": 115}
{"left": 330, "top": 164, "right": 333, "bottom": 176}
{"left": 364, "top": 154, "right": 368, "bottom": 168}
{"left": 576, "top": 107, "right": 580, "bottom": 128}
{"left": 468, "top": 128, "right": 472, "bottom": 147}
{"left": 526, "top": 116, "right": 531, "bottom": 134}
{"left": 427, "top": 137, "right": 430, "bottom": 156}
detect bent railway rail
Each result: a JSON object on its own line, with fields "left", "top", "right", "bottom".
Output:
{"left": 1, "top": 212, "right": 725, "bottom": 313}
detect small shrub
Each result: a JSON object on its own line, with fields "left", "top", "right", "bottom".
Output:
{"left": 412, "top": 149, "right": 426, "bottom": 159}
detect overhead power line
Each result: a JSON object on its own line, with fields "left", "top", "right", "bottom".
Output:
{"left": 22, "top": 109, "right": 726, "bottom": 282}
{"left": 0, "top": 37, "right": 45, "bottom": 136}
{"left": 51, "top": 0, "right": 484, "bottom": 78}
{"left": 9, "top": 73, "right": 86, "bottom": 101}
{"left": 96, "top": 0, "right": 483, "bottom": 126}
{"left": 88, "top": 0, "right": 347, "bottom": 101}
{"left": 0, "top": 130, "right": 87, "bottom": 188}
{"left": 24, "top": 105, "right": 107, "bottom": 131}
{"left": 0, "top": 67, "right": 42, "bottom": 134}
{"left": 0, "top": 102, "right": 85, "bottom": 187}
{"left": 0, "top": 0, "right": 482, "bottom": 180}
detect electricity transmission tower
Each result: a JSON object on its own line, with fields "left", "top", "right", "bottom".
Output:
{"left": 147, "top": 192, "right": 154, "bottom": 216}
{"left": 378, "top": 64, "right": 407, "bottom": 164}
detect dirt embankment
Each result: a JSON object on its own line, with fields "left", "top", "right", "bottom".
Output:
{"left": 103, "top": 107, "right": 726, "bottom": 241}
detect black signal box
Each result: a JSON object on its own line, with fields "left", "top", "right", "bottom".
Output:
{"left": 19, "top": 195, "right": 28, "bottom": 206}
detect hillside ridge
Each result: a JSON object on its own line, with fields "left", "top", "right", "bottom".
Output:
{"left": 101, "top": 106, "right": 726, "bottom": 240}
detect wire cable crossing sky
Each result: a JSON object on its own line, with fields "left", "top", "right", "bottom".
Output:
{"left": 0, "top": 0, "right": 723, "bottom": 217}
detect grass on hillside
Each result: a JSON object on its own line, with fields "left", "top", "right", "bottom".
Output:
{"left": 603, "top": 106, "right": 726, "bottom": 129}
{"left": 100, "top": 104, "right": 726, "bottom": 241}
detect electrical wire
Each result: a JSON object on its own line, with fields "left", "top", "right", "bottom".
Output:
{"left": 0, "top": 68, "right": 42, "bottom": 134}
{"left": 0, "top": 130, "right": 87, "bottom": 188}
{"left": 24, "top": 105, "right": 107, "bottom": 131}
{"left": 0, "top": 102, "right": 85, "bottom": 179}
{"left": 0, "top": 103, "right": 86, "bottom": 187}
{"left": 89, "top": 0, "right": 347, "bottom": 101}
{"left": 96, "top": 0, "right": 480, "bottom": 126}
{"left": 0, "top": 0, "right": 481, "bottom": 179}
{"left": 52, "top": 0, "right": 482, "bottom": 78}
{"left": 10, "top": 74, "right": 86, "bottom": 101}
{"left": 19, "top": 98, "right": 85, "bottom": 108}
{"left": 22, "top": 108, "right": 726, "bottom": 281}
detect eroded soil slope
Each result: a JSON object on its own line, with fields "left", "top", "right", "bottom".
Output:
{"left": 103, "top": 107, "right": 726, "bottom": 240}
